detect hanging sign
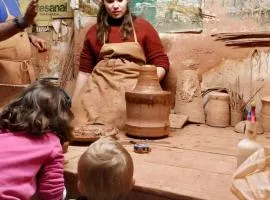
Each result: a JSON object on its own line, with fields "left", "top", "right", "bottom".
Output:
{"left": 20, "top": 0, "right": 73, "bottom": 26}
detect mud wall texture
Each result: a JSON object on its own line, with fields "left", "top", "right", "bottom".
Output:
{"left": 73, "top": 0, "right": 270, "bottom": 106}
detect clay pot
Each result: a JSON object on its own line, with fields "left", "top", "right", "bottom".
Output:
{"left": 206, "top": 92, "right": 230, "bottom": 127}
{"left": 125, "top": 65, "right": 171, "bottom": 138}
{"left": 261, "top": 96, "right": 270, "bottom": 131}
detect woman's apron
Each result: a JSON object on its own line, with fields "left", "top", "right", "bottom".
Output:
{"left": 73, "top": 20, "right": 146, "bottom": 128}
{"left": 0, "top": 0, "right": 35, "bottom": 84}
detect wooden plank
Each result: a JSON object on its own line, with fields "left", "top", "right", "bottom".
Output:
{"left": 65, "top": 141, "right": 237, "bottom": 199}
{"left": 127, "top": 145, "right": 236, "bottom": 175}
{"left": 121, "top": 127, "right": 240, "bottom": 156}
{"left": 65, "top": 144, "right": 236, "bottom": 175}
{"left": 133, "top": 162, "right": 237, "bottom": 200}
{"left": 225, "top": 39, "right": 270, "bottom": 47}
{"left": 131, "top": 125, "right": 269, "bottom": 156}
{"left": 64, "top": 150, "right": 237, "bottom": 200}
{"left": 211, "top": 31, "right": 270, "bottom": 38}
{"left": 64, "top": 124, "right": 270, "bottom": 200}
{"left": 131, "top": 186, "right": 204, "bottom": 200}
{"left": 172, "top": 124, "right": 244, "bottom": 139}
{"left": 211, "top": 31, "right": 270, "bottom": 47}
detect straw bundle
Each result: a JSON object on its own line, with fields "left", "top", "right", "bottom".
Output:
{"left": 229, "top": 76, "right": 244, "bottom": 112}
{"left": 229, "top": 77, "right": 244, "bottom": 126}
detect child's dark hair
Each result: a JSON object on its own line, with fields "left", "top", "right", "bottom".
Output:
{"left": 0, "top": 80, "right": 74, "bottom": 143}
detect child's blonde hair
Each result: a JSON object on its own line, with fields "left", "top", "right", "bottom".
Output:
{"left": 77, "top": 136, "right": 134, "bottom": 200}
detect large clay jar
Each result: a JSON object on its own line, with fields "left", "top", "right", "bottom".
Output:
{"left": 261, "top": 96, "right": 270, "bottom": 131}
{"left": 125, "top": 65, "right": 171, "bottom": 138}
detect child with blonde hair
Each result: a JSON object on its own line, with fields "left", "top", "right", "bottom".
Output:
{"left": 77, "top": 136, "right": 134, "bottom": 200}
{"left": 0, "top": 80, "right": 73, "bottom": 200}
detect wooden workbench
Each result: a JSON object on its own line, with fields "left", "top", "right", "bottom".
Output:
{"left": 64, "top": 124, "right": 270, "bottom": 200}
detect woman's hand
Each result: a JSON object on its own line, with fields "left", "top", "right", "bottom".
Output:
{"left": 157, "top": 67, "right": 166, "bottom": 81}
{"left": 130, "top": 66, "right": 166, "bottom": 91}
{"left": 29, "top": 34, "right": 47, "bottom": 52}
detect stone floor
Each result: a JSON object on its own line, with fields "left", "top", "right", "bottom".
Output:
{"left": 64, "top": 124, "right": 270, "bottom": 200}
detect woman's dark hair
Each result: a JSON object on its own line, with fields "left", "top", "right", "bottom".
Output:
{"left": 0, "top": 80, "right": 74, "bottom": 143}
{"left": 97, "top": 1, "right": 134, "bottom": 43}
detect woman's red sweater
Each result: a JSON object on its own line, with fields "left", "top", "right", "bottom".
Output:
{"left": 79, "top": 17, "right": 169, "bottom": 73}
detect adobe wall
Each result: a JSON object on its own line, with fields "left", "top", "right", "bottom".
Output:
{"left": 73, "top": 1, "right": 270, "bottom": 106}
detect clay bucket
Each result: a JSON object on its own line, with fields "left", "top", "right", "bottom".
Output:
{"left": 261, "top": 96, "right": 270, "bottom": 131}
{"left": 125, "top": 65, "right": 171, "bottom": 138}
{"left": 206, "top": 92, "right": 230, "bottom": 127}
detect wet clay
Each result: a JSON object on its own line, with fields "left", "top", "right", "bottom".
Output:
{"left": 71, "top": 123, "right": 119, "bottom": 142}
{"left": 125, "top": 65, "right": 171, "bottom": 138}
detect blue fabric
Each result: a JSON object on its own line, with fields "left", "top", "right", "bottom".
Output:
{"left": 0, "top": 0, "right": 21, "bottom": 22}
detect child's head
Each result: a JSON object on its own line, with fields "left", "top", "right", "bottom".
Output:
{"left": 0, "top": 80, "right": 74, "bottom": 142}
{"left": 77, "top": 136, "right": 134, "bottom": 200}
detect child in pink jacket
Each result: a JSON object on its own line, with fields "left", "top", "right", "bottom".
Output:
{"left": 0, "top": 80, "right": 74, "bottom": 200}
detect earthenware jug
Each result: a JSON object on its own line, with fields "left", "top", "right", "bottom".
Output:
{"left": 125, "top": 65, "right": 171, "bottom": 138}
